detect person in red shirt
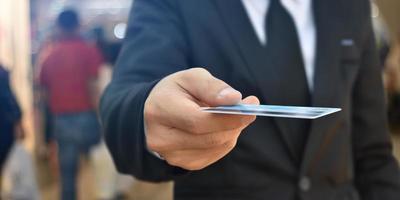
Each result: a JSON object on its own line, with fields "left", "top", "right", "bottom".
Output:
{"left": 38, "top": 9, "right": 103, "bottom": 200}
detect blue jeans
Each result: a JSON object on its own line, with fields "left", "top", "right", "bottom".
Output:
{"left": 54, "top": 111, "right": 101, "bottom": 200}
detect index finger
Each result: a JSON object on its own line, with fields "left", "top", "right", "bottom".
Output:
{"left": 160, "top": 95, "right": 259, "bottom": 134}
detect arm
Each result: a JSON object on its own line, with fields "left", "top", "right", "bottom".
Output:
{"left": 86, "top": 46, "right": 104, "bottom": 110}
{"left": 100, "top": 0, "right": 258, "bottom": 182}
{"left": 34, "top": 82, "right": 49, "bottom": 149}
{"left": 88, "top": 78, "right": 100, "bottom": 109}
{"left": 0, "top": 67, "right": 23, "bottom": 140}
{"left": 99, "top": 0, "right": 192, "bottom": 181}
{"left": 35, "top": 50, "right": 51, "bottom": 150}
{"left": 0, "top": 68, "right": 22, "bottom": 126}
{"left": 352, "top": 3, "right": 400, "bottom": 199}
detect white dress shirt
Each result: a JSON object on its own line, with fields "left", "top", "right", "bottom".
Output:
{"left": 241, "top": 0, "right": 317, "bottom": 90}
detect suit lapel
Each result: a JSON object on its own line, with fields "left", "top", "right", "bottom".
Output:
{"left": 213, "top": 0, "right": 300, "bottom": 163}
{"left": 300, "top": 0, "right": 343, "bottom": 173}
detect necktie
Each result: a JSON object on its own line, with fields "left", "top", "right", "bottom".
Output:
{"left": 265, "top": 0, "right": 311, "bottom": 163}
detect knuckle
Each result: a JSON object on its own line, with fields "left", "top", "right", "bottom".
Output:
{"left": 238, "top": 117, "right": 248, "bottom": 126}
{"left": 205, "top": 134, "right": 225, "bottom": 147}
{"left": 190, "top": 67, "right": 210, "bottom": 76}
{"left": 146, "top": 136, "right": 163, "bottom": 152}
{"left": 144, "top": 103, "right": 157, "bottom": 121}
{"left": 165, "top": 157, "right": 182, "bottom": 168}
{"left": 166, "top": 155, "right": 208, "bottom": 171}
{"left": 205, "top": 76, "right": 216, "bottom": 90}
{"left": 180, "top": 67, "right": 210, "bottom": 83}
{"left": 182, "top": 161, "right": 206, "bottom": 171}
{"left": 248, "top": 115, "right": 257, "bottom": 123}
{"left": 166, "top": 157, "right": 205, "bottom": 171}
{"left": 224, "top": 139, "right": 237, "bottom": 150}
{"left": 146, "top": 130, "right": 178, "bottom": 152}
{"left": 239, "top": 116, "right": 256, "bottom": 127}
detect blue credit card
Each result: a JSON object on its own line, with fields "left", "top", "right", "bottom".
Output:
{"left": 201, "top": 104, "right": 341, "bottom": 119}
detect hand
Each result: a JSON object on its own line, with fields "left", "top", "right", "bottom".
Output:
{"left": 144, "top": 68, "right": 259, "bottom": 171}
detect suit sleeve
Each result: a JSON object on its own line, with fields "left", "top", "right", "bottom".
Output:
{"left": 352, "top": 3, "right": 400, "bottom": 199}
{"left": 99, "top": 0, "right": 189, "bottom": 182}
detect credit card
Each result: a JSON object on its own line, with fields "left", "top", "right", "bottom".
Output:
{"left": 201, "top": 104, "right": 341, "bottom": 119}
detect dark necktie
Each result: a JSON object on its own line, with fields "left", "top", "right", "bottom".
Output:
{"left": 265, "top": 0, "right": 311, "bottom": 163}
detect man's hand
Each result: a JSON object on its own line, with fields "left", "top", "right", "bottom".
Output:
{"left": 144, "top": 68, "right": 259, "bottom": 171}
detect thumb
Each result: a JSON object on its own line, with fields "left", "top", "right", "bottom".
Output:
{"left": 176, "top": 68, "right": 242, "bottom": 106}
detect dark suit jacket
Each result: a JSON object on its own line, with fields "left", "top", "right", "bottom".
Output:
{"left": 100, "top": 0, "right": 400, "bottom": 199}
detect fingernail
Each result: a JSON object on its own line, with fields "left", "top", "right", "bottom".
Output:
{"left": 217, "top": 87, "right": 240, "bottom": 99}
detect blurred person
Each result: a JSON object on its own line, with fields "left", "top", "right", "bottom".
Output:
{"left": 94, "top": 51, "right": 171, "bottom": 200}
{"left": 91, "top": 59, "right": 132, "bottom": 200}
{"left": 384, "top": 33, "right": 400, "bottom": 93}
{"left": 37, "top": 9, "right": 103, "bottom": 200}
{"left": 90, "top": 26, "right": 123, "bottom": 66}
{"left": 385, "top": 30, "right": 400, "bottom": 127}
{"left": 372, "top": 13, "right": 391, "bottom": 69}
{"left": 88, "top": 26, "right": 130, "bottom": 200}
{"left": 0, "top": 64, "right": 24, "bottom": 196}
{"left": 35, "top": 36, "right": 60, "bottom": 180}
{"left": 101, "top": 1, "right": 400, "bottom": 200}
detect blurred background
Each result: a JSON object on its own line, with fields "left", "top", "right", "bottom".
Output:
{"left": 0, "top": 0, "right": 400, "bottom": 199}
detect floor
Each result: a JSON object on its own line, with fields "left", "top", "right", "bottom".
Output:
{"left": 37, "top": 157, "right": 173, "bottom": 200}
{"left": 27, "top": 129, "right": 400, "bottom": 200}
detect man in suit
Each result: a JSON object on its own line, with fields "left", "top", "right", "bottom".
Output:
{"left": 100, "top": 0, "right": 400, "bottom": 199}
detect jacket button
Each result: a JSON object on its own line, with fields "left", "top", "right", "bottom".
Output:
{"left": 299, "top": 176, "right": 311, "bottom": 192}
